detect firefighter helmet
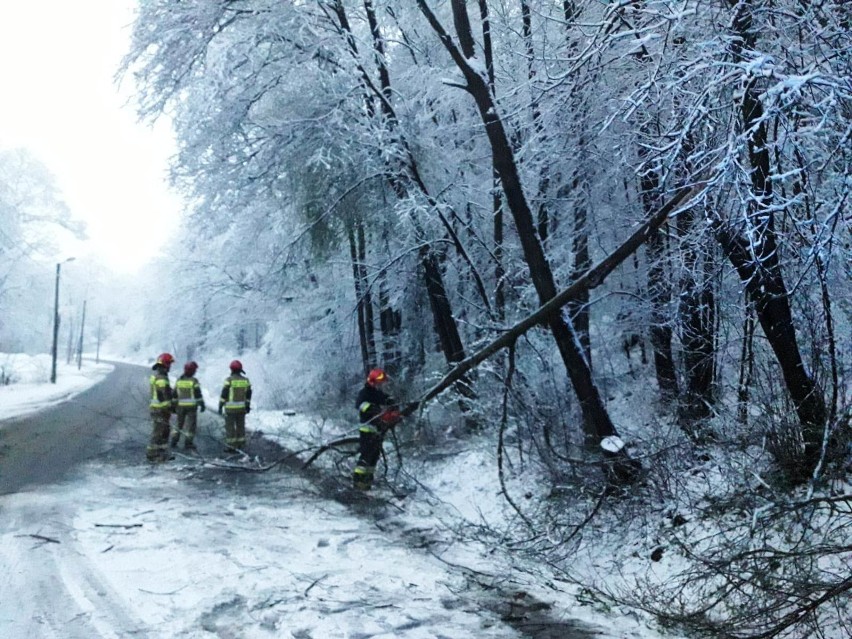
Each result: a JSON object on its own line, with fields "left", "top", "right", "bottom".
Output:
{"left": 184, "top": 361, "right": 198, "bottom": 375}
{"left": 366, "top": 368, "right": 388, "bottom": 386}
{"left": 229, "top": 359, "right": 243, "bottom": 373}
{"left": 156, "top": 353, "right": 175, "bottom": 367}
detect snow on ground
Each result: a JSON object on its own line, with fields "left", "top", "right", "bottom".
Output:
{"left": 0, "top": 353, "right": 114, "bottom": 419}
{"left": 0, "top": 353, "right": 683, "bottom": 638}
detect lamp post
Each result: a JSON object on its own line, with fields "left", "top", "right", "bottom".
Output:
{"left": 76, "top": 299, "right": 87, "bottom": 370}
{"left": 50, "top": 257, "right": 75, "bottom": 384}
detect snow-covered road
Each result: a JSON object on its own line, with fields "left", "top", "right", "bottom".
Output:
{"left": 0, "top": 358, "right": 676, "bottom": 639}
{"left": 0, "top": 451, "right": 604, "bottom": 638}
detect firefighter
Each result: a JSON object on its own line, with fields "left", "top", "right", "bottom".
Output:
{"left": 218, "top": 359, "right": 252, "bottom": 452}
{"left": 147, "top": 352, "right": 176, "bottom": 462}
{"left": 352, "top": 368, "right": 401, "bottom": 491}
{"left": 171, "top": 360, "right": 206, "bottom": 450}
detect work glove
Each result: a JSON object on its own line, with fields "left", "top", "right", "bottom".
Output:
{"left": 200, "top": 403, "right": 206, "bottom": 413}
{"left": 217, "top": 405, "right": 223, "bottom": 415}
{"left": 381, "top": 409, "right": 401, "bottom": 423}
{"left": 379, "top": 410, "right": 402, "bottom": 431}
{"left": 245, "top": 405, "right": 251, "bottom": 414}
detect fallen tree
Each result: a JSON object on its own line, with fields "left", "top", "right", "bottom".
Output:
{"left": 302, "top": 181, "right": 707, "bottom": 479}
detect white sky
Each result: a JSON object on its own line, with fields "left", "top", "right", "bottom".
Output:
{"left": 0, "top": 353, "right": 682, "bottom": 639}
{"left": 0, "top": 1, "right": 181, "bottom": 274}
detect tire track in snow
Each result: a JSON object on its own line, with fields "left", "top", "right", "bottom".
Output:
{"left": 0, "top": 492, "right": 146, "bottom": 638}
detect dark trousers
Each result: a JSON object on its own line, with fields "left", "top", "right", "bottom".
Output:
{"left": 172, "top": 408, "right": 199, "bottom": 446}
{"left": 224, "top": 411, "right": 247, "bottom": 451}
{"left": 147, "top": 410, "right": 171, "bottom": 461}
{"left": 353, "top": 430, "right": 383, "bottom": 489}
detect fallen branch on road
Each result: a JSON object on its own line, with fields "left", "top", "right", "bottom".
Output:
{"left": 18, "top": 533, "right": 60, "bottom": 544}
{"left": 301, "top": 436, "right": 359, "bottom": 469}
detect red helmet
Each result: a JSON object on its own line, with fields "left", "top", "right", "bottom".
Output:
{"left": 229, "top": 359, "right": 243, "bottom": 373}
{"left": 184, "top": 361, "right": 198, "bottom": 375}
{"left": 366, "top": 368, "right": 388, "bottom": 386}
{"left": 156, "top": 353, "right": 175, "bottom": 367}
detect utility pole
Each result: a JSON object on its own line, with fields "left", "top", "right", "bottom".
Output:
{"left": 50, "top": 257, "right": 75, "bottom": 384}
{"left": 66, "top": 313, "right": 75, "bottom": 365}
{"left": 77, "top": 299, "right": 87, "bottom": 370}
{"left": 96, "top": 316, "right": 102, "bottom": 363}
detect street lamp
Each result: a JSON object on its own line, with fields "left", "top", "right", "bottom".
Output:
{"left": 50, "top": 257, "right": 76, "bottom": 384}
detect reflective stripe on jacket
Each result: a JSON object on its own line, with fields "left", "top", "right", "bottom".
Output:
{"left": 356, "top": 384, "right": 394, "bottom": 433}
{"left": 149, "top": 372, "right": 172, "bottom": 410}
{"left": 220, "top": 373, "right": 252, "bottom": 413}
{"left": 359, "top": 401, "right": 381, "bottom": 433}
{"left": 175, "top": 376, "right": 204, "bottom": 408}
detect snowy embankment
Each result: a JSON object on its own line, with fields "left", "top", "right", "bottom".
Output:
{"left": 0, "top": 353, "right": 115, "bottom": 419}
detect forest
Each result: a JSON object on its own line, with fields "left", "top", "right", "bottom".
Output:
{"left": 2, "top": 1, "right": 850, "bottom": 637}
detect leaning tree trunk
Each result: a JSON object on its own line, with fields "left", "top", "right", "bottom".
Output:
{"left": 716, "top": 0, "right": 828, "bottom": 479}
{"left": 418, "top": 0, "right": 642, "bottom": 483}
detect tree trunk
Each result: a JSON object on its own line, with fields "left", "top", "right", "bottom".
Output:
{"left": 678, "top": 255, "right": 716, "bottom": 424}
{"left": 716, "top": 226, "right": 826, "bottom": 472}
{"left": 477, "top": 0, "right": 506, "bottom": 320}
{"left": 419, "top": 0, "right": 642, "bottom": 481}
{"left": 676, "top": 206, "right": 717, "bottom": 432}
{"left": 408, "top": 183, "right": 701, "bottom": 408}
{"left": 335, "top": 0, "right": 474, "bottom": 394}
{"left": 672, "top": 123, "right": 717, "bottom": 433}
{"left": 347, "top": 224, "right": 372, "bottom": 373}
{"left": 560, "top": 10, "right": 590, "bottom": 362}
{"left": 720, "top": 0, "right": 827, "bottom": 478}
{"left": 638, "top": 155, "right": 679, "bottom": 397}
{"left": 520, "top": 0, "right": 550, "bottom": 244}
{"left": 736, "top": 297, "right": 756, "bottom": 425}
{"left": 378, "top": 271, "right": 402, "bottom": 375}
{"left": 421, "top": 250, "right": 463, "bottom": 366}
{"left": 564, "top": 169, "right": 591, "bottom": 363}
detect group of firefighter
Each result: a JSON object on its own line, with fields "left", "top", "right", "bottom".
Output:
{"left": 148, "top": 353, "right": 401, "bottom": 492}
{"left": 147, "top": 353, "right": 252, "bottom": 462}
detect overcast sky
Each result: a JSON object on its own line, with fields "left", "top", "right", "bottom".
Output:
{"left": 0, "top": 0, "right": 181, "bottom": 274}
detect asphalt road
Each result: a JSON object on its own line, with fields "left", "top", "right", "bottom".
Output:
{"left": 0, "top": 360, "right": 222, "bottom": 496}
{"left": 0, "top": 361, "right": 230, "bottom": 639}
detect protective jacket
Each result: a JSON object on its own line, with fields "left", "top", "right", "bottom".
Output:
{"left": 175, "top": 374, "right": 205, "bottom": 411}
{"left": 219, "top": 373, "right": 252, "bottom": 414}
{"left": 149, "top": 367, "right": 174, "bottom": 412}
{"left": 147, "top": 363, "right": 175, "bottom": 462}
{"left": 356, "top": 384, "right": 395, "bottom": 433}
